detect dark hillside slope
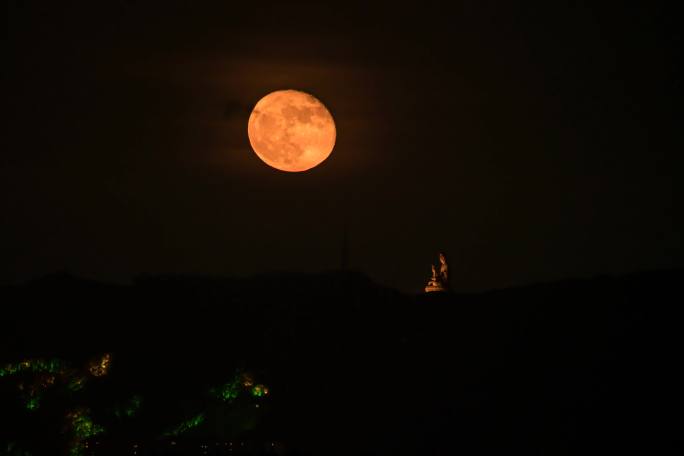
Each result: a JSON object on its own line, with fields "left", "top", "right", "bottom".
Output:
{"left": 1, "top": 269, "right": 682, "bottom": 455}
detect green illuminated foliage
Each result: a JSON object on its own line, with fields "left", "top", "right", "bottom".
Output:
{"left": 67, "top": 376, "right": 87, "bottom": 392}
{"left": 115, "top": 395, "right": 143, "bottom": 419}
{"left": 210, "top": 377, "right": 242, "bottom": 402}
{"left": 0, "top": 358, "right": 66, "bottom": 378}
{"left": 65, "top": 408, "right": 105, "bottom": 456}
{"left": 251, "top": 384, "right": 269, "bottom": 397}
{"left": 67, "top": 408, "right": 104, "bottom": 440}
{"left": 25, "top": 396, "right": 40, "bottom": 411}
{"left": 209, "top": 371, "right": 269, "bottom": 402}
{"left": 4, "top": 356, "right": 268, "bottom": 454}
{"left": 163, "top": 413, "right": 205, "bottom": 437}
{"left": 161, "top": 372, "right": 269, "bottom": 439}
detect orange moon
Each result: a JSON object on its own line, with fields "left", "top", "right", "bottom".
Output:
{"left": 247, "top": 90, "right": 336, "bottom": 172}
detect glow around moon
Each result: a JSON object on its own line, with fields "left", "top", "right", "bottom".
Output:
{"left": 247, "top": 90, "right": 336, "bottom": 172}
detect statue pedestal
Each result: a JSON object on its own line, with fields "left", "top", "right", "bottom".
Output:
{"left": 424, "top": 281, "right": 447, "bottom": 293}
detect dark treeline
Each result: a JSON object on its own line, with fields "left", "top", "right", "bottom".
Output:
{"left": 1, "top": 269, "right": 682, "bottom": 455}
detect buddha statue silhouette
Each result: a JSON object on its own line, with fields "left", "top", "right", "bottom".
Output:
{"left": 425, "top": 252, "right": 450, "bottom": 293}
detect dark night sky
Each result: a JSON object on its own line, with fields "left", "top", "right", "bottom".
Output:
{"left": 3, "top": 1, "right": 683, "bottom": 291}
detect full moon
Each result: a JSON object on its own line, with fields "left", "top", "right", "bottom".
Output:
{"left": 247, "top": 90, "right": 336, "bottom": 172}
